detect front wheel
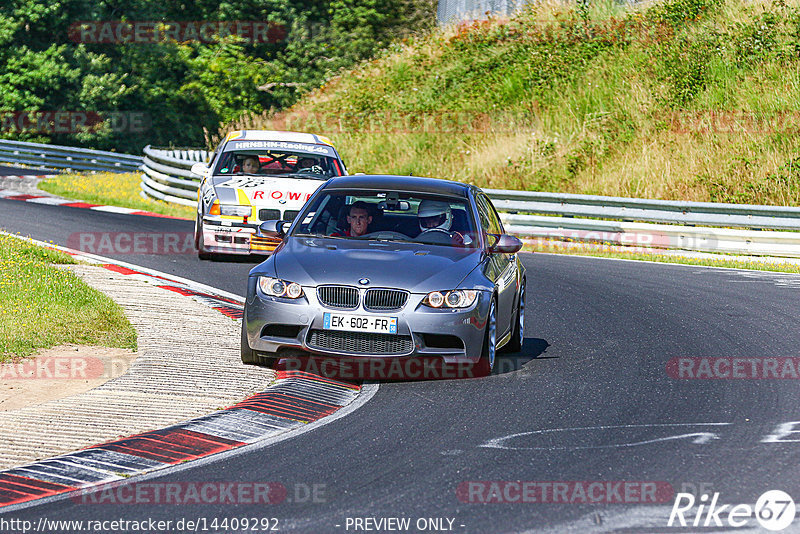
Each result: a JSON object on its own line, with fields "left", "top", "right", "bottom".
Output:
{"left": 241, "top": 318, "right": 258, "bottom": 364}
{"left": 195, "top": 217, "right": 214, "bottom": 260}
{"left": 240, "top": 319, "right": 276, "bottom": 367}
{"left": 473, "top": 297, "right": 497, "bottom": 377}
{"left": 502, "top": 279, "right": 525, "bottom": 353}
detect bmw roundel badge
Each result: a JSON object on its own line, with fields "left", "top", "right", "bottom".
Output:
{"left": 358, "top": 278, "right": 370, "bottom": 285}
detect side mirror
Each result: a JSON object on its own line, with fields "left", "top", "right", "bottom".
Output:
{"left": 259, "top": 220, "right": 291, "bottom": 238}
{"left": 191, "top": 162, "right": 209, "bottom": 177}
{"left": 488, "top": 234, "right": 523, "bottom": 254}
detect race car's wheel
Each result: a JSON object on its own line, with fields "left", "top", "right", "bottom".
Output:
{"left": 502, "top": 279, "right": 525, "bottom": 353}
{"left": 195, "top": 218, "right": 213, "bottom": 260}
{"left": 474, "top": 297, "right": 497, "bottom": 377}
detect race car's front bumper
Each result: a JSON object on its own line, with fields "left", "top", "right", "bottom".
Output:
{"left": 201, "top": 220, "right": 281, "bottom": 255}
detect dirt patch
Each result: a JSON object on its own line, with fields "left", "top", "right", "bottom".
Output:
{"left": 0, "top": 344, "right": 138, "bottom": 411}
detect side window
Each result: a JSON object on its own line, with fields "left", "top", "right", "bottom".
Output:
{"left": 484, "top": 196, "right": 505, "bottom": 234}
{"left": 475, "top": 195, "right": 493, "bottom": 234}
{"left": 476, "top": 195, "right": 502, "bottom": 234}
{"left": 208, "top": 141, "right": 224, "bottom": 168}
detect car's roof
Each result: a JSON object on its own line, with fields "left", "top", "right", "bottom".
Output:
{"left": 323, "top": 175, "right": 473, "bottom": 197}
{"left": 224, "top": 130, "right": 335, "bottom": 147}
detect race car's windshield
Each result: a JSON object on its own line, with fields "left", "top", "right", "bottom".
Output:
{"left": 291, "top": 190, "right": 479, "bottom": 248}
{"left": 213, "top": 150, "right": 344, "bottom": 179}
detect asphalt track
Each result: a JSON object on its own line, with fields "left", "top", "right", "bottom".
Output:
{"left": 2, "top": 196, "right": 800, "bottom": 533}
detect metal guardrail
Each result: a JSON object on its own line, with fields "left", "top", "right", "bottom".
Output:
{"left": 139, "top": 145, "right": 210, "bottom": 207}
{"left": 139, "top": 147, "right": 800, "bottom": 258}
{"left": 0, "top": 139, "right": 142, "bottom": 173}
{"left": 2, "top": 138, "right": 795, "bottom": 256}
{"left": 438, "top": 0, "right": 527, "bottom": 25}
{"left": 485, "top": 189, "right": 800, "bottom": 257}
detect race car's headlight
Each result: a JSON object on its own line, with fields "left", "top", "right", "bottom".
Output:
{"left": 220, "top": 205, "right": 252, "bottom": 217}
{"left": 258, "top": 277, "right": 304, "bottom": 299}
{"left": 423, "top": 289, "right": 478, "bottom": 309}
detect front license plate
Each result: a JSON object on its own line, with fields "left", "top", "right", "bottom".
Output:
{"left": 323, "top": 313, "right": 397, "bottom": 334}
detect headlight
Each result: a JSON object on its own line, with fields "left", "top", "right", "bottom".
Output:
{"left": 220, "top": 205, "right": 252, "bottom": 217}
{"left": 423, "top": 289, "right": 478, "bottom": 308}
{"left": 258, "top": 277, "right": 304, "bottom": 299}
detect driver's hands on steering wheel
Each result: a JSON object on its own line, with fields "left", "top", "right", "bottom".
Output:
{"left": 298, "top": 165, "right": 324, "bottom": 174}
{"left": 418, "top": 228, "right": 467, "bottom": 246}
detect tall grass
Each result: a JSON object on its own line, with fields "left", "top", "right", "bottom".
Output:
{"left": 216, "top": 0, "right": 800, "bottom": 206}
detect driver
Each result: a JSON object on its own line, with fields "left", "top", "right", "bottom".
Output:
{"left": 297, "top": 156, "right": 319, "bottom": 171}
{"left": 417, "top": 200, "right": 452, "bottom": 233}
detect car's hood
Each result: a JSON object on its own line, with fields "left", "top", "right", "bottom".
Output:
{"left": 211, "top": 175, "right": 322, "bottom": 208}
{"left": 273, "top": 237, "right": 483, "bottom": 293}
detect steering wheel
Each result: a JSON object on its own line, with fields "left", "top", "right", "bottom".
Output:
{"left": 415, "top": 228, "right": 455, "bottom": 245}
{"left": 361, "top": 231, "right": 411, "bottom": 240}
{"left": 418, "top": 228, "right": 451, "bottom": 236}
{"left": 297, "top": 165, "right": 324, "bottom": 174}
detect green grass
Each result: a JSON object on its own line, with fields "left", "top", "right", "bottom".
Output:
{"left": 0, "top": 233, "right": 137, "bottom": 361}
{"left": 38, "top": 172, "right": 195, "bottom": 220}
{"left": 525, "top": 241, "right": 800, "bottom": 273}
{"left": 221, "top": 0, "right": 800, "bottom": 206}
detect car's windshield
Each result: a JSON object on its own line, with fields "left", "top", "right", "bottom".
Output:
{"left": 213, "top": 150, "right": 344, "bottom": 179}
{"left": 291, "top": 190, "right": 479, "bottom": 248}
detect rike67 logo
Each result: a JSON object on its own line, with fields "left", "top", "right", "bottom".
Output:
{"left": 668, "top": 490, "right": 796, "bottom": 531}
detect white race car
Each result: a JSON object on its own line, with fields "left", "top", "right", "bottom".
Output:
{"left": 192, "top": 130, "right": 348, "bottom": 259}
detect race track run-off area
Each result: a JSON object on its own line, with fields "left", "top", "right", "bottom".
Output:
{"left": 1, "top": 192, "right": 800, "bottom": 533}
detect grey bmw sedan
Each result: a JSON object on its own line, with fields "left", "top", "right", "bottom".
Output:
{"left": 241, "top": 175, "right": 526, "bottom": 378}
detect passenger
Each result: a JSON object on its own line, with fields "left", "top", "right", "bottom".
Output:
{"left": 332, "top": 201, "right": 373, "bottom": 237}
{"left": 241, "top": 156, "right": 260, "bottom": 174}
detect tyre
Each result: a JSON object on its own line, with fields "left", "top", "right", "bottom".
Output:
{"left": 240, "top": 318, "right": 259, "bottom": 364}
{"left": 502, "top": 279, "right": 525, "bottom": 353}
{"left": 195, "top": 217, "right": 213, "bottom": 260}
{"left": 240, "top": 318, "right": 277, "bottom": 367}
{"left": 473, "top": 297, "right": 497, "bottom": 377}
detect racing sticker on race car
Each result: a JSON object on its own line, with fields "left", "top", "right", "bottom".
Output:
{"left": 222, "top": 177, "right": 275, "bottom": 189}
{"left": 227, "top": 141, "right": 335, "bottom": 156}
{"left": 251, "top": 190, "right": 312, "bottom": 202}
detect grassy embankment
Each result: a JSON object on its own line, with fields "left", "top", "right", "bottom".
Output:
{"left": 223, "top": 0, "right": 800, "bottom": 206}
{"left": 214, "top": 0, "right": 800, "bottom": 271}
{"left": 38, "top": 172, "right": 195, "bottom": 220}
{"left": 0, "top": 233, "right": 137, "bottom": 361}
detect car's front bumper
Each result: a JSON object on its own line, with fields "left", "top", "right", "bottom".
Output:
{"left": 201, "top": 220, "right": 281, "bottom": 255}
{"left": 244, "top": 277, "right": 491, "bottom": 370}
